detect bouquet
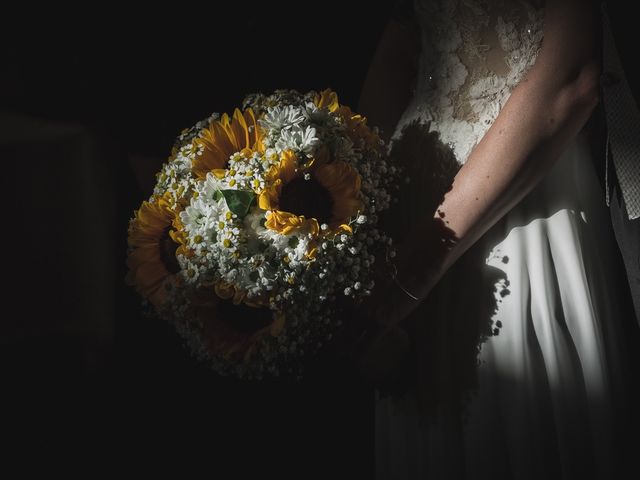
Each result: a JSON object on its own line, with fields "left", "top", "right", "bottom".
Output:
{"left": 126, "top": 89, "right": 398, "bottom": 378}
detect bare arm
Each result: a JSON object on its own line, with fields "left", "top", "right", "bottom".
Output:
{"left": 358, "top": 17, "right": 419, "bottom": 141}
{"left": 373, "top": 0, "right": 602, "bottom": 327}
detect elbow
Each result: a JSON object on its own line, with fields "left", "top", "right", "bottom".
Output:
{"left": 558, "top": 60, "right": 602, "bottom": 116}
{"left": 570, "top": 60, "right": 601, "bottom": 108}
{"left": 546, "top": 60, "right": 602, "bottom": 133}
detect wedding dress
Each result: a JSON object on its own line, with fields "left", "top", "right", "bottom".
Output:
{"left": 375, "top": 1, "right": 640, "bottom": 478}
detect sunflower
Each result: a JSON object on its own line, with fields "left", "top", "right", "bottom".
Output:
{"left": 314, "top": 89, "right": 381, "bottom": 149}
{"left": 314, "top": 89, "right": 340, "bottom": 112}
{"left": 192, "top": 108, "right": 264, "bottom": 179}
{"left": 190, "top": 283, "right": 284, "bottom": 363}
{"left": 337, "top": 105, "right": 382, "bottom": 149}
{"left": 259, "top": 149, "right": 362, "bottom": 236}
{"left": 126, "top": 193, "right": 187, "bottom": 307}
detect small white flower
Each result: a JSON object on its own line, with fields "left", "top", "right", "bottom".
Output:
{"left": 303, "top": 102, "right": 330, "bottom": 123}
{"left": 276, "top": 125, "right": 319, "bottom": 154}
{"left": 264, "top": 148, "right": 279, "bottom": 165}
{"left": 260, "top": 105, "right": 305, "bottom": 131}
{"left": 356, "top": 215, "right": 367, "bottom": 224}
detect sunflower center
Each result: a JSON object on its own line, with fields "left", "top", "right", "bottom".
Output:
{"left": 160, "top": 227, "right": 181, "bottom": 274}
{"left": 279, "top": 176, "right": 334, "bottom": 225}
{"left": 218, "top": 300, "right": 273, "bottom": 334}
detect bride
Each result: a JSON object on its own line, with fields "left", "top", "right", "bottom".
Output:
{"left": 356, "top": 0, "right": 640, "bottom": 478}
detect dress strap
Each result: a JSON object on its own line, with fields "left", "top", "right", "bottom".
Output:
{"left": 600, "top": 2, "right": 640, "bottom": 220}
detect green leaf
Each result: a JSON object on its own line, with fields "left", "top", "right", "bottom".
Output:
{"left": 219, "top": 189, "right": 256, "bottom": 218}
{"left": 287, "top": 236, "right": 299, "bottom": 248}
{"left": 213, "top": 189, "right": 224, "bottom": 201}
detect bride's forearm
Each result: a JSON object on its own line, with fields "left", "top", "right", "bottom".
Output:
{"left": 432, "top": 67, "right": 600, "bottom": 277}
{"left": 387, "top": 0, "right": 601, "bottom": 322}
{"left": 428, "top": 0, "right": 601, "bottom": 279}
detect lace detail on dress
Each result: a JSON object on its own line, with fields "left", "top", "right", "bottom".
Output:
{"left": 403, "top": 0, "right": 544, "bottom": 164}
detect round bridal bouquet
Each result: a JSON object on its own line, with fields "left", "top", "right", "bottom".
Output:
{"left": 126, "top": 89, "right": 398, "bottom": 378}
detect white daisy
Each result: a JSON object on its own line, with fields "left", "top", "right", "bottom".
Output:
{"left": 260, "top": 105, "right": 305, "bottom": 131}
{"left": 276, "top": 125, "right": 320, "bottom": 155}
{"left": 303, "top": 101, "right": 331, "bottom": 124}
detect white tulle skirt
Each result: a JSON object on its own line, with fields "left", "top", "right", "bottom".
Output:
{"left": 375, "top": 133, "right": 640, "bottom": 479}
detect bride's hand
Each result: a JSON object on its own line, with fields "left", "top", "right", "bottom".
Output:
{"left": 351, "top": 269, "right": 423, "bottom": 386}
{"left": 329, "top": 276, "right": 412, "bottom": 386}
{"left": 366, "top": 215, "right": 456, "bottom": 325}
{"left": 350, "top": 216, "right": 457, "bottom": 384}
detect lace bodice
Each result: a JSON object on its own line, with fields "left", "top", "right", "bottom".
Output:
{"left": 397, "top": 0, "right": 544, "bottom": 164}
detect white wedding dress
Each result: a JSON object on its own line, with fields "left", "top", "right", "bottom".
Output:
{"left": 375, "top": 1, "right": 640, "bottom": 479}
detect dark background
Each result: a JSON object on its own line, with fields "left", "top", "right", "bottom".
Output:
{"left": 1, "top": 2, "right": 391, "bottom": 476}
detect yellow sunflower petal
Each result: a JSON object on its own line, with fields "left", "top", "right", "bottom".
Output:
{"left": 192, "top": 108, "right": 264, "bottom": 179}
{"left": 314, "top": 89, "right": 340, "bottom": 112}
{"left": 279, "top": 150, "right": 299, "bottom": 183}
{"left": 305, "top": 245, "right": 318, "bottom": 260}
{"left": 307, "top": 218, "right": 320, "bottom": 236}
{"left": 338, "top": 224, "right": 353, "bottom": 234}
{"left": 258, "top": 181, "right": 281, "bottom": 211}
{"left": 230, "top": 108, "right": 250, "bottom": 149}
{"left": 126, "top": 195, "right": 183, "bottom": 306}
